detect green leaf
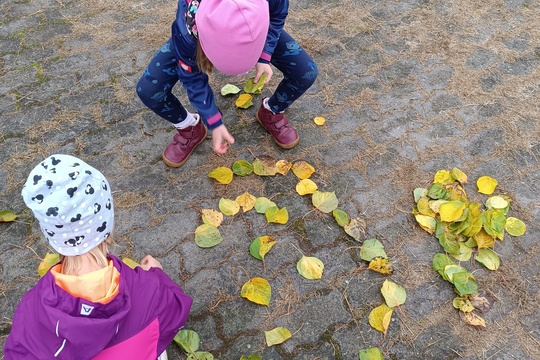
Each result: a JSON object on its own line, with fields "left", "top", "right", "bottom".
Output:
{"left": 427, "top": 183, "right": 447, "bottom": 200}
{"left": 220, "top": 84, "right": 241, "bottom": 96}
{"left": 218, "top": 198, "right": 240, "bottom": 216}
{"left": 254, "top": 197, "right": 277, "bottom": 214}
{"left": 240, "top": 356, "right": 262, "bottom": 360}
{"left": 443, "top": 264, "right": 469, "bottom": 283}
{"left": 413, "top": 188, "right": 428, "bottom": 203}
{"left": 174, "top": 329, "right": 200, "bottom": 353}
{"left": 264, "top": 327, "right": 291, "bottom": 346}
{"left": 359, "top": 347, "right": 385, "bottom": 360}
{"left": 194, "top": 224, "right": 223, "bottom": 248}
{"left": 475, "top": 248, "right": 500, "bottom": 270}
{"left": 249, "top": 236, "right": 277, "bottom": 261}
{"left": 265, "top": 206, "right": 289, "bottom": 224}
{"left": 452, "top": 271, "right": 478, "bottom": 296}
{"left": 432, "top": 253, "right": 455, "bottom": 279}
{"left": 232, "top": 160, "right": 254, "bottom": 176}
{"left": 381, "top": 279, "right": 406, "bottom": 307}
{"left": 449, "top": 243, "right": 473, "bottom": 262}
{"left": 359, "top": 238, "right": 387, "bottom": 261}
{"left": 187, "top": 352, "right": 214, "bottom": 360}
{"left": 505, "top": 217, "right": 526, "bottom": 236}
{"left": 452, "top": 296, "right": 474, "bottom": 313}
{"left": 244, "top": 74, "right": 267, "bottom": 94}
{"left": 332, "top": 209, "right": 350, "bottom": 227}
{"left": 482, "top": 210, "right": 506, "bottom": 240}
{"left": 38, "top": 253, "right": 60, "bottom": 277}
{"left": 0, "top": 210, "right": 18, "bottom": 222}
{"left": 312, "top": 191, "right": 338, "bottom": 213}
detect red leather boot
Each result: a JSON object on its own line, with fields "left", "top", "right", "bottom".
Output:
{"left": 256, "top": 98, "right": 299, "bottom": 149}
{"left": 162, "top": 120, "right": 207, "bottom": 167}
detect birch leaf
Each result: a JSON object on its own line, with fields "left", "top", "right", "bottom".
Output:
{"left": 381, "top": 279, "right": 406, "bottom": 307}
{"left": 296, "top": 179, "right": 318, "bottom": 195}
{"left": 275, "top": 160, "right": 292, "bottom": 175}
{"left": 235, "top": 192, "right": 256, "bottom": 212}
{"left": 241, "top": 277, "right": 271, "bottom": 306}
{"left": 413, "top": 188, "right": 428, "bottom": 202}
{"left": 312, "top": 191, "right": 338, "bottom": 213}
{"left": 253, "top": 156, "right": 277, "bottom": 176}
{"left": 244, "top": 74, "right": 267, "bottom": 94}
{"left": 264, "top": 327, "right": 291, "bottom": 346}
{"left": 332, "top": 209, "right": 350, "bottom": 227}
{"left": 291, "top": 161, "right": 315, "bottom": 179}
{"left": 220, "top": 84, "right": 241, "bottom": 96}
{"left": 473, "top": 229, "right": 495, "bottom": 249}
{"left": 475, "top": 248, "right": 500, "bottom": 270}
{"left": 477, "top": 176, "right": 498, "bottom": 195}
{"left": 452, "top": 297, "right": 475, "bottom": 313}
{"left": 360, "top": 238, "right": 387, "bottom": 261}
{"left": 201, "top": 209, "right": 223, "bottom": 227}
{"left": 359, "top": 347, "right": 385, "bottom": 360}
{"left": 0, "top": 210, "right": 18, "bottom": 222}
{"left": 235, "top": 93, "right": 253, "bottom": 109}
{"left": 208, "top": 167, "right": 233, "bottom": 184}
{"left": 194, "top": 224, "right": 223, "bottom": 248}
{"left": 249, "top": 235, "right": 277, "bottom": 260}
{"left": 232, "top": 160, "right": 253, "bottom": 176}
{"left": 451, "top": 167, "right": 468, "bottom": 185}
{"left": 439, "top": 201, "right": 466, "bottom": 222}
{"left": 174, "top": 329, "right": 200, "bottom": 353}
{"left": 414, "top": 214, "right": 437, "bottom": 234}
{"left": 344, "top": 217, "right": 364, "bottom": 241}
{"left": 188, "top": 352, "right": 214, "bottom": 360}
{"left": 505, "top": 217, "right": 526, "bottom": 236}
{"left": 297, "top": 256, "right": 324, "bottom": 280}
{"left": 218, "top": 198, "right": 240, "bottom": 216}
{"left": 313, "top": 116, "right": 326, "bottom": 125}
{"left": 433, "top": 169, "right": 454, "bottom": 184}
{"left": 38, "top": 253, "right": 60, "bottom": 277}
{"left": 254, "top": 197, "right": 277, "bottom": 214}
{"left": 368, "top": 303, "right": 393, "bottom": 335}
{"left": 368, "top": 257, "right": 393, "bottom": 275}
{"left": 459, "top": 311, "right": 486, "bottom": 328}
{"left": 265, "top": 206, "right": 289, "bottom": 224}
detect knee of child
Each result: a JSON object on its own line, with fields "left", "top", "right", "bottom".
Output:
{"left": 136, "top": 76, "right": 156, "bottom": 105}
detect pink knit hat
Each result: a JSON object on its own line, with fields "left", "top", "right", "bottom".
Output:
{"left": 196, "top": 0, "right": 269, "bottom": 75}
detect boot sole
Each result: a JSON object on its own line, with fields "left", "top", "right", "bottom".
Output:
{"left": 162, "top": 127, "right": 208, "bottom": 168}
{"left": 256, "top": 116, "right": 299, "bottom": 149}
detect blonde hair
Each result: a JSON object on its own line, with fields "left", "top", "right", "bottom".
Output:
{"left": 196, "top": 40, "right": 213, "bottom": 74}
{"left": 61, "top": 241, "right": 110, "bottom": 275}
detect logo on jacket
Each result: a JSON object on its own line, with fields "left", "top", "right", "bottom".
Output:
{"left": 81, "top": 304, "right": 95, "bottom": 316}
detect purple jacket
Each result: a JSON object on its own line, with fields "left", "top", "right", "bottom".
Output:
{"left": 4, "top": 255, "right": 192, "bottom": 359}
{"left": 170, "top": 0, "right": 289, "bottom": 130}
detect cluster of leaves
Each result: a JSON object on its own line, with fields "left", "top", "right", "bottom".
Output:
{"left": 412, "top": 168, "right": 526, "bottom": 327}
{"left": 359, "top": 238, "right": 393, "bottom": 275}
{"left": 174, "top": 329, "right": 214, "bottom": 360}
{"left": 221, "top": 75, "right": 267, "bottom": 109}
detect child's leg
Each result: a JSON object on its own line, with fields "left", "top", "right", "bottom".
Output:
{"left": 268, "top": 30, "right": 318, "bottom": 113}
{"left": 136, "top": 39, "right": 189, "bottom": 124}
{"left": 136, "top": 39, "right": 206, "bottom": 168}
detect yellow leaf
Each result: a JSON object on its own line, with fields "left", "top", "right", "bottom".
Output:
{"left": 201, "top": 209, "right": 224, "bottom": 227}
{"left": 264, "top": 327, "right": 291, "bottom": 346}
{"left": 451, "top": 167, "right": 468, "bottom": 185}
{"left": 208, "top": 166, "right": 233, "bottom": 184}
{"left": 235, "top": 192, "right": 256, "bottom": 212}
{"left": 253, "top": 156, "right": 277, "bottom": 176}
{"left": 368, "top": 257, "right": 393, "bottom": 275}
{"left": 265, "top": 206, "right": 289, "bottom": 224}
{"left": 291, "top": 161, "right": 315, "bottom": 179}
{"left": 381, "top": 279, "right": 406, "bottom": 307}
{"left": 241, "top": 277, "right": 271, "bottom": 306}
{"left": 368, "top": 303, "right": 393, "bottom": 335}
{"left": 414, "top": 214, "right": 437, "bottom": 234}
{"left": 0, "top": 210, "right": 18, "bottom": 222}
{"left": 296, "top": 179, "right": 318, "bottom": 195}
{"left": 275, "top": 160, "right": 292, "bottom": 175}
{"left": 453, "top": 297, "right": 475, "bottom": 313}
{"left": 218, "top": 198, "right": 240, "bottom": 216}
{"left": 235, "top": 93, "right": 253, "bottom": 109}
{"left": 297, "top": 255, "right": 324, "bottom": 280}
{"left": 250, "top": 235, "right": 277, "bottom": 260}
{"left": 313, "top": 116, "right": 326, "bottom": 125}
{"left": 477, "top": 176, "right": 498, "bottom": 195}
{"left": 428, "top": 200, "right": 447, "bottom": 214}
{"left": 473, "top": 229, "right": 495, "bottom": 249}
{"left": 460, "top": 311, "right": 486, "bottom": 328}
{"left": 122, "top": 257, "right": 140, "bottom": 269}
{"left": 486, "top": 196, "right": 509, "bottom": 209}
{"left": 244, "top": 73, "right": 267, "bottom": 94}
{"left": 439, "top": 201, "right": 466, "bottom": 222}
{"left": 433, "top": 169, "right": 453, "bottom": 184}
{"left": 38, "top": 253, "right": 60, "bottom": 277}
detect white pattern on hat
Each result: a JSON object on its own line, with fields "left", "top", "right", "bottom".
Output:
{"left": 21, "top": 154, "right": 114, "bottom": 256}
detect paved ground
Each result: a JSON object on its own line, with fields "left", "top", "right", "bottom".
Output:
{"left": 1, "top": 0, "right": 540, "bottom": 359}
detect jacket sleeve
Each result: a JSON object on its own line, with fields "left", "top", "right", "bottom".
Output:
{"left": 259, "top": 0, "right": 289, "bottom": 63}
{"left": 171, "top": 0, "right": 223, "bottom": 129}
{"left": 149, "top": 267, "right": 193, "bottom": 354}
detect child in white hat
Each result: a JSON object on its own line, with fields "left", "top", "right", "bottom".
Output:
{"left": 137, "top": 0, "right": 318, "bottom": 167}
{"left": 4, "top": 154, "right": 192, "bottom": 359}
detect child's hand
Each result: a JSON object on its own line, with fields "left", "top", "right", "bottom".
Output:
{"left": 255, "top": 63, "right": 273, "bottom": 84}
{"left": 140, "top": 255, "right": 163, "bottom": 270}
{"left": 211, "top": 125, "right": 235, "bottom": 154}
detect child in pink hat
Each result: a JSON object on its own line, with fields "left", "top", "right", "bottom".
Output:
{"left": 137, "top": 0, "right": 318, "bottom": 167}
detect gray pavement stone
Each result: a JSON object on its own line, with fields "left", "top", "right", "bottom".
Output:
{"left": 0, "top": 67, "right": 39, "bottom": 96}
